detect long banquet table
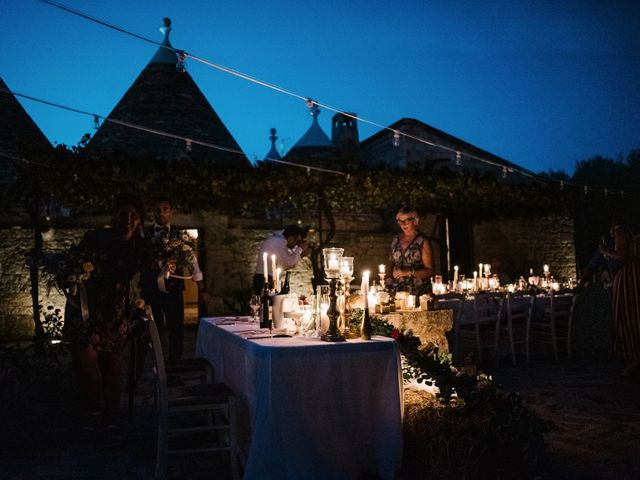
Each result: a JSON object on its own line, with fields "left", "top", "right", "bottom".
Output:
{"left": 196, "top": 317, "right": 404, "bottom": 480}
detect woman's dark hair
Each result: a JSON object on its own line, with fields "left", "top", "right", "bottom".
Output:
{"left": 114, "top": 194, "right": 146, "bottom": 225}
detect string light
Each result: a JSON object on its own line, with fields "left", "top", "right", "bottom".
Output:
{"left": 455, "top": 151, "right": 462, "bottom": 166}
{"left": 21, "top": 1, "right": 631, "bottom": 195}
{"left": 0, "top": 87, "right": 348, "bottom": 176}
{"left": 185, "top": 139, "right": 192, "bottom": 152}
{"left": 502, "top": 166, "right": 508, "bottom": 179}
{"left": 93, "top": 114, "right": 100, "bottom": 130}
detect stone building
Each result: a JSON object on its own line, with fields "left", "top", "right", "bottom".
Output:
{"left": 0, "top": 19, "right": 576, "bottom": 341}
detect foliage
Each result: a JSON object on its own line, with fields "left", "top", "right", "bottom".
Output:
{"left": 354, "top": 312, "right": 555, "bottom": 478}
{"left": 150, "top": 229, "right": 198, "bottom": 273}
{"left": 0, "top": 306, "right": 72, "bottom": 449}
{"left": 29, "top": 248, "right": 95, "bottom": 296}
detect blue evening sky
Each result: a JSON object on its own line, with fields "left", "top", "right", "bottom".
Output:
{"left": 1, "top": 0, "right": 639, "bottom": 174}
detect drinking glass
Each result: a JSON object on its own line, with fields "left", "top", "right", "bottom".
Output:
{"left": 249, "top": 295, "right": 261, "bottom": 324}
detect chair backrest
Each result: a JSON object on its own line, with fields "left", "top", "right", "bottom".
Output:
{"left": 551, "top": 292, "right": 575, "bottom": 323}
{"left": 144, "top": 306, "right": 168, "bottom": 415}
{"left": 506, "top": 292, "right": 534, "bottom": 323}
{"left": 473, "top": 292, "right": 505, "bottom": 325}
{"left": 435, "top": 293, "right": 466, "bottom": 326}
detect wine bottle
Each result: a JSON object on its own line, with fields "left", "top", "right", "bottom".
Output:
{"left": 360, "top": 306, "right": 372, "bottom": 340}
{"left": 260, "top": 282, "right": 272, "bottom": 329}
{"left": 279, "top": 271, "right": 291, "bottom": 295}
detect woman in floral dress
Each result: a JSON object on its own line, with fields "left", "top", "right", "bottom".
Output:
{"left": 64, "top": 197, "right": 149, "bottom": 429}
{"left": 385, "top": 206, "right": 434, "bottom": 294}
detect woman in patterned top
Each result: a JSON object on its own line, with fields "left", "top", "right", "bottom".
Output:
{"left": 385, "top": 206, "right": 434, "bottom": 294}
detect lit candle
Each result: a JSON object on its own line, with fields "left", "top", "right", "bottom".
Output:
{"left": 453, "top": 265, "right": 459, "bottom": 285}
{"left": 362, "top": 271, "right": 370, "bottom": 310}
{"left": 263, "top": 252, "right": 268, "bottom": 284}
{"left": 271, "top": 255, "right": 277, "bottom": 289}
{"left": 485, "top": 263, "right": 491, "bottom": 275}
{"left": 378, "top": 264, "right": 386, "bottom": 275}
{"left": 276, "top": 267, "right": 281, "bottom": 291}
{"left": 473, "top": 270, "right": 478, "bottom": 289}
{"left": 328, "top": 256, "right": 339, "bottom": 272}
{"left": 406, "top": 295, "right": 415, "bottom": 309}
{"left": 478, "top": 263, "right": 483, "bottom": 277}
{"left": 543, "top": 264, "right": 549, "bottom": 274}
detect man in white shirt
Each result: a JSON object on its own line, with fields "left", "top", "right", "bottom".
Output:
{"left": 141, "top": 198, "right": 208, "bottom": 360}
{"left": 253, "top": 225, "right": 310, "bottom": 294}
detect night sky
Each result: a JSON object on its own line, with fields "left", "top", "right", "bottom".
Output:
{"left": 2, "top": 0, "right": 639, "bottom": 174}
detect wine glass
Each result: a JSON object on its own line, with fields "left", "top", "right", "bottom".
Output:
{"left": 249, "top": 295, "right": 261, "bottom": 324}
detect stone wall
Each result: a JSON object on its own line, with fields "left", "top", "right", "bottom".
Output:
{"left": 0, "top": 212, "right": 577, "bottom": 341}
{"left": 473, "top": 215, "right": 577, "bottom": 282}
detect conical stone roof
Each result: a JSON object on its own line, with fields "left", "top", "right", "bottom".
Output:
{"left": 0, "top": 76, "right": 53, "bottom": 193}
{"left": 88, "top": 18, "right": 248, "bottom": 168}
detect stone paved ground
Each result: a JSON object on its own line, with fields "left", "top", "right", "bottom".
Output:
{"left": 491, "top": 355, "right": 640, "bottom": 480}
{"left": 2, "top": 327, "right": 640, "bottom": 479}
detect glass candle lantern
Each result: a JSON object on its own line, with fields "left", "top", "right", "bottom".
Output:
{"left": 323, "top": 248, "right": 344, "bottom": 278}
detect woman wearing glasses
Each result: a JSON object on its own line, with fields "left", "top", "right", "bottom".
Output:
{"left": 385, "top": 205, "right": 434, "bottom": 294}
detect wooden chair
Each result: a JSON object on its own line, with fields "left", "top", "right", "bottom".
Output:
{"left": 530, "top": 291, "right": 576, "bottom": 360}
{"left": 458, "top": 292, "right": 505, "bottom": 365}
{"left": 146, "top": 308, "right": 239, "bottom": 480}
{"left": 435, "top": 293, "right": 466, "bottom": 360}
{"left": 127, "top": 307, "right": 213, "bottom": 422}
{"left": 502, "top": 292, "right": 534, "bottom": 365}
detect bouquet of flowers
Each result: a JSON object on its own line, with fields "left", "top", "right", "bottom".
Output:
{"left": 153, "top": 229, "right": 198, "bottom": 275}
{"left": 29, "top": 247, "right": 95, "bottom": 296}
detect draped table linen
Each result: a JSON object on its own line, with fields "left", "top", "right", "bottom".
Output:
{"left": 196, "top": 317, "right": 404, "bottom": 480}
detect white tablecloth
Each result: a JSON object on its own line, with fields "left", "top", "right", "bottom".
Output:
{"left": 196, "top": 317, "right": 404, "bottom": 480}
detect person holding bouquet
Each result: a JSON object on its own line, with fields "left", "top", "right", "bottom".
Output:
{"left": 63, "top": 195, "right": 149, "bottom": 434}
{"left": 140, "top": 197, "right": 208, "bottom": 360}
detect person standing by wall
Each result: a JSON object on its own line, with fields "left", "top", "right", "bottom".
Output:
{"left": 253, "top": 225, "right": 310, "bottom": 295}
{"left": 140, "top": 198, "right": 208, "bottom": 360}
{"left": 385, "top": 205, "right": 434, "bottom": 294}
{"left": 63, "top": 196, "right": 149, "bottom": 434}
{"left": 601, "top": 221, "right": 640, "bottom": 377}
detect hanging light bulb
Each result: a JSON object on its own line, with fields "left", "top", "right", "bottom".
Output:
{"left": 185, "top": 139, "right": 192, "bottom": 152}
{"left": 502, "top": 166, "right": 508, "bottom": 179}
{"left": 93, "top": 114, "right": 100, "bottom": 130}
{"left": 305, "top": 98, "right": 314, "bottom": 109}
{"left": 455, "top": 151, "right": 462, "bottom": 166}
{"left": 392, "top": 130, "right": 401, "bottom": 147}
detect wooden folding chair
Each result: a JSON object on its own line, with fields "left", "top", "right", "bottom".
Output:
{"left": 146, "top": 308, "right": 239, "bottom": 480}
{"left": 502, "top": 292, "right": 534, "bottom": 365}
{"left": 530, "top": 291, "right": 576, "bottom": 360}
{"left": 457, "top": 292, "right": 505, "bottom": 366}
{"left": 436, "top": 293, "right": 466, "bottom": 360}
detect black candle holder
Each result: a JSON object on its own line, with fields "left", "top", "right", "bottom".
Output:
{"left": 321, "top": 277, "right": 346, "bottom": 342}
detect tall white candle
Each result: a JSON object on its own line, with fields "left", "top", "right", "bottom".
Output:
{"left": 485, "top": 263, "right": 491, "bottom": 275}
{"left": 543, "top": 264, "right": 549, "bottom": 274}
{"left": 478, "top": 263, "right": 483, "bottom": 277}
{"left": 263, "top": 252, "right": 269, "bottom": 284}
{"left": 271, "top": 255, "right": 278, "bottom": 289}
{"left": 453, "top": 265, "right": 459, "bottom": 285}
{"left": 378, "top": 264, "right": 386, "bottom": 274}
{"left": 276, "top": 267, "right": 282, "bottom": 291}
{"left": 362, "top": 271, "right": 370, "bottom": 310}
{"left": 473, "top": 270, "right": 478, "bottom": 289}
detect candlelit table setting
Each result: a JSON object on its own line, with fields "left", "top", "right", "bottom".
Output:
{"left": 195, "top": 316, "right": 404, "bottom": 480}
